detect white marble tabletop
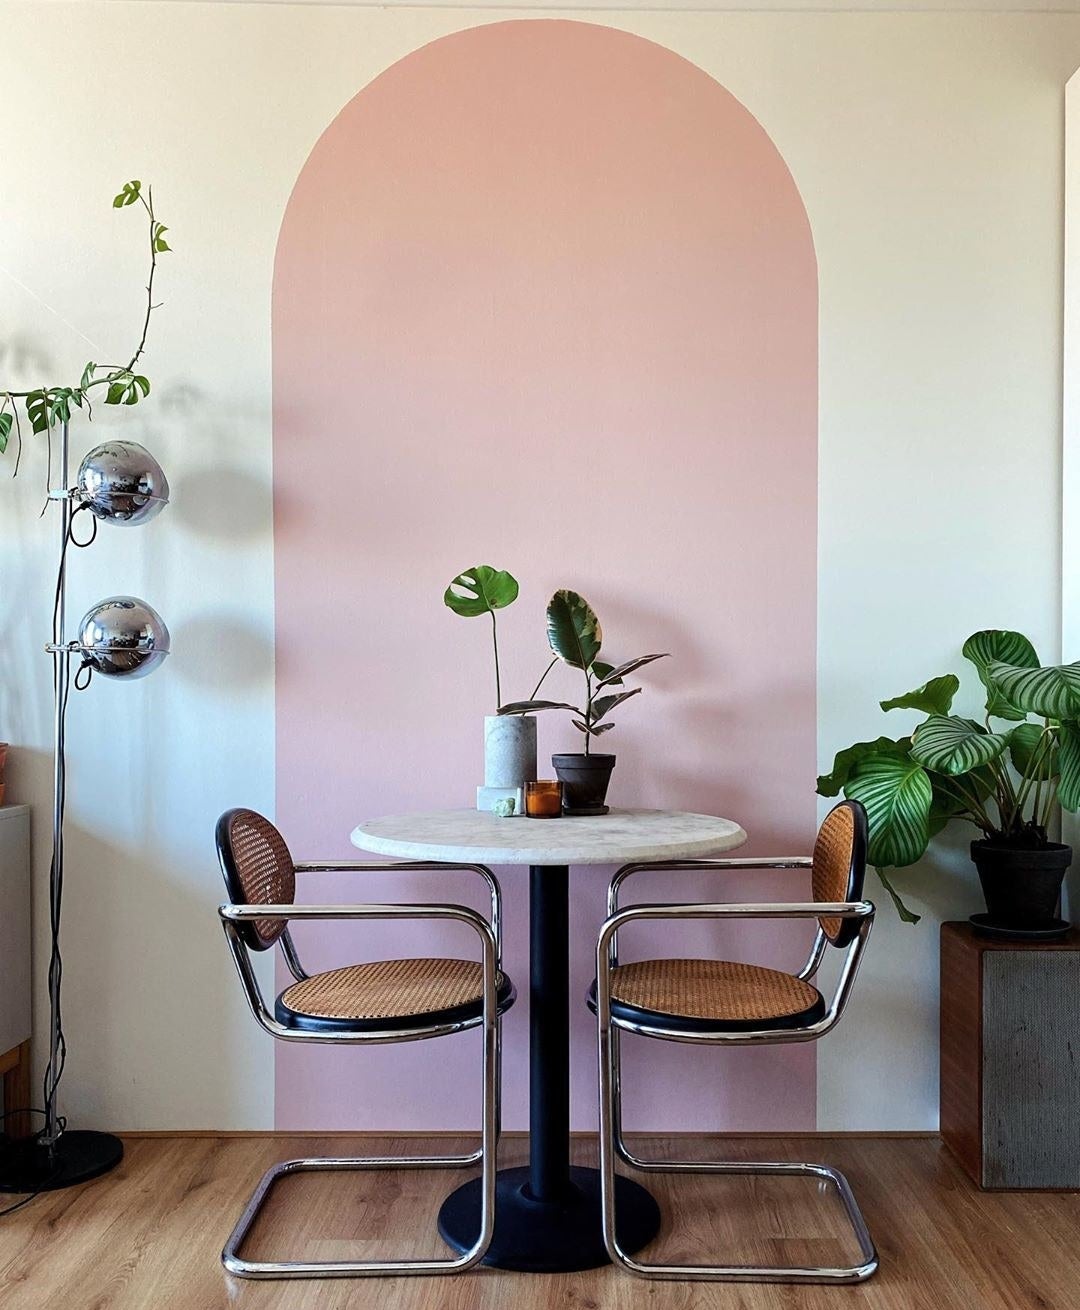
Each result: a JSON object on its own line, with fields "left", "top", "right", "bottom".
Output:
{"left": 350, "top": 807, "right": 746, "bottom": 866}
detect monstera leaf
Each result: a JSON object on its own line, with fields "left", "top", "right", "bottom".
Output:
{"left": 880, "top": 675, "right": 959, "bottom": 717}
{"left": 546, "top": 590, "right": 602, "bottom": 670}
{"left": 962, "top": 630, "right": 1039, "bottom": 721}
{"left": 910, "top": 716, "right": 1010, "bottom": 776}
{"left": 845, "top": 754, "right": 933, "bottom": 869}
{"left": 817, "top": 737, "right": 911, "bottom": 798}
{"left": 986, "top": 661, "right": 1080, "bottom": 721}
{"left": 444, "top": 566, "right": 519, "bottom": 617}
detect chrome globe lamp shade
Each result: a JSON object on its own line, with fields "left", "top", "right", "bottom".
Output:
{"left": 76, "top": 440, "right": 169, "bottom": 526}
{"left": 76, "top": 598, "right": 170, "bottom": 679}
{"left": 0, "top": 423, "right": 170, "bottom": 1198}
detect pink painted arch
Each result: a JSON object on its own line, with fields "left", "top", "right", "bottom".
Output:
{"left": 273, "top": 19, "right": 818, "bottom": 1132}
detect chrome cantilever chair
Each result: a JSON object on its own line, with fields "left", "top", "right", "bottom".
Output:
{"left": 590, "top": 799, "right": 877, "bottom": 1283}
{"left": 215, "top": 807, "right": 516, "bottom": 1279}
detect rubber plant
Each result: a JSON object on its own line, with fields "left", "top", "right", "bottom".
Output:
{"left": 498, "top": 589, "right": 668, "bottom": 752}
{"left": 818, "top": 630, "right": 1080, "bottom": 922}
{"left": 1, "top": 180, "right": 169, "bottom": 475}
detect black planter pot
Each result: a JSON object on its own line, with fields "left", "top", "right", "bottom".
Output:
{"left": 552, "top": 753, "right": 615, "bottom": 816}
{"left": 970, "top": 840, "right": 1072, "bottom": 932}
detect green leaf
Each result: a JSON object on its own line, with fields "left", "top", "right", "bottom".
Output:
{"left": 546, "top": 590, "right": 602, "bottom": 670}
{"left": 133, "top": 375, "right": 150, "bottom": 398}
{"left": 113, "top": 179, "right": 142, "bottom": 207}
{"left": 963, "top": 631, "right": 1039, "bottom": 720}
{"left": 817, "top": 737, "right": 910, "bottom": 798}
{"left": 1058, "top": 722, "right": 1080, "bottom": 812}
{"left": 123, "top": 382, "right": 139, "bottom": 405}
{"left": 928, "top": 768, "right": 994, "bottom": 836}
{"left": 105, "top": 382, "right": 126, "bottom": 406}
{"left": 590, "top": 688, "right": 642, "bottom": 722}
{"left": 591, "top": 661, "right": 622, "bottom": 686}
{"left": 986, "top": 661, "right": 1080, "bottom": 721}
{"left": 0, "top": 413, "right": 11, "bottom": 454}
{"left": 590, "top": 722, "right": 615, "bottom": 736}
{"left": 80, "top": 361, "right": 96, "bottom": 389}
{"left": 910, "top": 716, "right": 1009, "bottom": 776}
{"left": 26, "top": 391, "right": 48, "bottom": 433}
{"left": 594, "top": 653, "right": 669, "bottom": 688}
{"left": 152, "top": 224, "right": 171, "bottom": 253}
{"left": 497, "top": 699, "right": 582, "bottom": 716}
{"left": 1009, "top": 722, "right": 1058, "bottom": 782}
{"left": 873, "top": 867, "right": 922, "bottom": 924}
{"left": 845, "top": 755, "right": 933, "bottom": 868}
{"left": 880, "top": 674, "right": 959, "bottom": 716}
{"left": 444, "top": 566, "right": 519, "bottom": 618}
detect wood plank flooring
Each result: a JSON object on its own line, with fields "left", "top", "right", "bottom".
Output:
{"left": 1, "top": 1134, "right": 1078, "bottom": 1309}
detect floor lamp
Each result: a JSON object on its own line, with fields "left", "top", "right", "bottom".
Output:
{"left": 0, "top": 424, "right": 170, "bottom": 1194}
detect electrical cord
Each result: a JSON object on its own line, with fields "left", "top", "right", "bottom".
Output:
{"left": 0, "top": 505, "right": 96, "bottom": 1218}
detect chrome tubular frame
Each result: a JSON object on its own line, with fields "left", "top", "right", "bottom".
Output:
{"left": 218, "top": 895, "right": 501, "bottom": 1279}
{"left": 595, "top": 898, "right": 878, "bottom": 1283}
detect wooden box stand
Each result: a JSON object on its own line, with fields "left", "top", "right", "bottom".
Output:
{"left": 940, "top": 920, "right": 1080, "bottom": 1189}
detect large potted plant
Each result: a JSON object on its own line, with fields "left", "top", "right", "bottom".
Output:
{"left": 499, "top": 589, "right": 668, "bottom": 815}
{"left": 819, "top": 629, "right": 1079, "bottom": 932}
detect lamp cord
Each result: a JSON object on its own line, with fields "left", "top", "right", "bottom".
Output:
{"left": 0, "top": 506, "right": 96, "bottom": 1217}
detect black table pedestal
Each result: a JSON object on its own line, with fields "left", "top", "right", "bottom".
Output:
{"left": 437, "top": 864, "right": 660, "bottom": 1272}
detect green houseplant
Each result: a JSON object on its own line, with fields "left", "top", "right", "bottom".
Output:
{"left": 499, "top": 589, "right": 668, "bottom": 815}
{"left": 819, "top": 629, "right": 1080, "bottom": 928}
{"left": 444, "top": 564, "right": 557, "bottom": 812}
{"left": 1, "top": 180, "right": 168, "bottom": 473}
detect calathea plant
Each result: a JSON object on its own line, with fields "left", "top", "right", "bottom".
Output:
{"left": 498, "top": 589, "right": 668, "bottom": 753}
{"left": 1, "top": 180, "right": 170, "bottom": 474}
{"left": 818, "top": 630, "right": 1080, "bottom": 922}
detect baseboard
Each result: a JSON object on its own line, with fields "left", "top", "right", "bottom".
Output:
{"left": 117, "top": 1128, "right": 940, "bottom": 1140}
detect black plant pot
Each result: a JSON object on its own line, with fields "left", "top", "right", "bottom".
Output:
{"left": 552, "top": 753, "right": 615, "bottom": 817}
{"left": 970, "top": 840, "right": 1072, "bottom": 932}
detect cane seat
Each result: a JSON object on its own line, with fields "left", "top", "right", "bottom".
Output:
{"left": 588, "top": 957, "right": 825, "bottom": 1034}
{"left": 276, "top": 956, "right": 516, "bottom": 1034}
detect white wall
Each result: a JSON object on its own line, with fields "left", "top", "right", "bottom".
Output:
{"left": 2, "top": 1, "right": 1078, "bottom": 1129}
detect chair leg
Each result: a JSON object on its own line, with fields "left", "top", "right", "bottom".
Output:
{"left": 223, "top": 1015, "right": 500, "bottom": 1279}
{"left": 597, "top": 1022, "right": 878, "bottom": 1283}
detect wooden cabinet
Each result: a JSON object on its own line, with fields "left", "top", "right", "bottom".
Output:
{"left": 0, "top": 805, "right": 31, "bottom": 1139}
{"left": 940, "top": 920, "right": 1080, "bottom": 1189}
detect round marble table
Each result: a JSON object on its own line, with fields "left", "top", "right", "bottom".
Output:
{"left": 351, "top": 807, "right": 746, "bottom": 1273}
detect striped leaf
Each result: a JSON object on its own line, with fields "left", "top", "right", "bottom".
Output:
{"left": 880, "top": 674, "right": 959, "bottom": 717}
{"left": 1058, "top": 722, "right": 1080, "bottom": 812}
{"left": 929, "top": 767, "right": 994, "bottom": 835}
{"left": 910, "top": 716, "right": 1009, "bottom": 776}
{"left": 817, "top": 737, "right": 910, "bottom": 798}
{"left": 846, "top": 755, "right": 933, "bottom": 868}
{"left": 962, "top": 630, "right": 1039, "bottom": 721}
{"left": 1009, "top": 722, "right": 1058, "bottom": 782}
{"left": 986, "top": 661, "right": 1080, "bottom": 721}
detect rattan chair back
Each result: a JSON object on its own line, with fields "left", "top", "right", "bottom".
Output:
{"left": 811, "top": 800, "right": 867, "bottom": 947}
{"left": 216, "top": 807, "right": 296, "bottom": 951}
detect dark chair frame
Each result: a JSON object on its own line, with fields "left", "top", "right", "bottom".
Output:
{"left": 593, "top": 814, "right": 878, "bottom": 1282}
{"left": 218, "top": 844, "right": 510, "bottom": 1280}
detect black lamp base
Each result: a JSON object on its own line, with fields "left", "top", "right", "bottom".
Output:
{"left": 438, "top": 1165, "right": 660, "bottom": 1272}
{"left": 0, "top": 1130, "right": 124, "bottom": 1193}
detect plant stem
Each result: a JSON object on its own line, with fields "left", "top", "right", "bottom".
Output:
{"left": 490, "top": 610, "right": 501, "bottom": 710}
{"left": 946, "top": 778, "right": 996, "bottom": 835}
{"left": 1013, "top": 725, "right": 1054, "bottom": 827}
{"left": 584, "top": 669, "right": 592, "bottom": 757}
{"left": 529, "top": 658, "right": 557, "bottom": 700}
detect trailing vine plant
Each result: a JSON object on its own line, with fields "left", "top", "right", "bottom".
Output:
{"left": 0, "top": 180, "right": 170, "bottom": 475}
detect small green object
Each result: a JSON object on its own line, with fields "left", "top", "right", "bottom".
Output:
{"left": 492, "top": 797, "right": 516, "bottom": 818}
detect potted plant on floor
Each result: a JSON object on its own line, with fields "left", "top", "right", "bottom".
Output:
{"left": 819, "top": 629, "right": 1079, "bottom": 932}
{"left": 499, "top": 589, "right": 668, "bottom": 815}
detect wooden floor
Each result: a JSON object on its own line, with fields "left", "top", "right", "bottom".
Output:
{"left": 1, "top": 1134, "right": 1078, "bottom": 1309}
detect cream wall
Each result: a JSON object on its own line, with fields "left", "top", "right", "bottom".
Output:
{"left": 2, "top": 1, "right": 1077, "bottom": 1130}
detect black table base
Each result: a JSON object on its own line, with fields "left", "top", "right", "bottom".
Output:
{"left": 437, "top": 864, "right": 660, "bottom": 1271}
{"left": 438, "top": 1165, "right": 660, "bottom": 1272}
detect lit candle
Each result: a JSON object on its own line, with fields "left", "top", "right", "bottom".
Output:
{"left": 525, "top": 780, "right": 562, "bottom": 818}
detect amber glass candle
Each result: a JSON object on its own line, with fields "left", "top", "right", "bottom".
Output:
{"left": 525, "top": 780, "right": 562, "bottom": 818}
